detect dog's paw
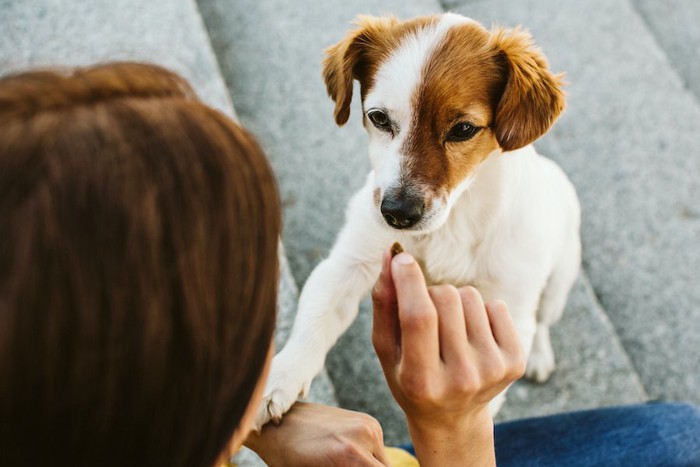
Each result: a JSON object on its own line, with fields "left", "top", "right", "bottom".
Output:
{"left": 525, "top": 329, "right": 556, "bottom": 383}
{"left": 252, "top": 354, "right": 312, "bottom": 431}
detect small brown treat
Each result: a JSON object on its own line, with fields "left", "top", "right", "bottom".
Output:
{"left": 391, "top": 242, "right": 404, "bottom": 257}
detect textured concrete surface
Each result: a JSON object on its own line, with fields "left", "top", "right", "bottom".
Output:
{"left": 632, "top": 0, "right": 700, "bottom": 102}
{"left": 0, "top": 0, "right": 233, "bottom": 118}
{"left": 453, "top": 0, "right": 700, "bottom": 406}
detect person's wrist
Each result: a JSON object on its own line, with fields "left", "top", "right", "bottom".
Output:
{"left": 407, "top": 408, "right": 495, "bottom": 467}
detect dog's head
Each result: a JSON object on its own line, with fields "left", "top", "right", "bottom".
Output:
{"left": 323, "top": 13, "right": 564, "bottom": 232}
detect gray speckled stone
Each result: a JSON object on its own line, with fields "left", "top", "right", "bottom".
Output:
{"left": 453, "top": 0, "right": 700, "bottom": 405}
{"left": 0, "top": 0, "right": 233, "bottom": 118}
{"left": 497, "top": 273, "right": 648, "bottom": 422}
{"left": 631, "top": 0, "right": 700, "bottom": 103}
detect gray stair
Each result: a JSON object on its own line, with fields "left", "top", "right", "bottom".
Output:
{"left": 452, "top": 0, "right": 700, "bottom": 406}
{"left": 631, "top": 0, "right": 700, "bottom": 103}
{"left": 0, "top": 0, "right": 233, "bottom": 118}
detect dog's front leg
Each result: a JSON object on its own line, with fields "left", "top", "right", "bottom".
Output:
{"left": 254, "top": 185, "right": 391, "bottom": 429}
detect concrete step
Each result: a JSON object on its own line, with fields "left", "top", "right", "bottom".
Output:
{"left": 631, "top": 0, "right": 700, "bottom": 103}
{"left": 451, "top": 0, "right": 700, "bottom": 406}
{"left": 0, "top": 0, "right": 234, "bottom": 118}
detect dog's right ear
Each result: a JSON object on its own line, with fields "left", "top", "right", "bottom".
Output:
{"left": 322, "top": 16, "right": 398, "bottom": 126}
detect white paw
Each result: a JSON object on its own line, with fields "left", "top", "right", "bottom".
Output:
{"left": 252, "top": 354, "right": 312, "bottom": 431}
{"left": 525, "top": 333, "right": 556, "bottom": 383}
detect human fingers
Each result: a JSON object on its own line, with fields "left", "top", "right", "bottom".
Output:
{"left": 428, "top": 284, "right": 468, "bottom": 364}
{"left": 459, "top": 286, "right": 494, "bottom": 347}
{"left": 371, "top": 246, "right": 400, "bottom": 364}
{"left": 485, "top": 300, "right": 526, "bottom": 377}
{"left": 342, "top": 413, "right": 389, "bottom": 467}
{"left": 391, "top": 253, "right": 439, "bottom": 370}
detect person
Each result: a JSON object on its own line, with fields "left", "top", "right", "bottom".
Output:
{"left": 0, "top": 62, "right": 698, "bottom": 467}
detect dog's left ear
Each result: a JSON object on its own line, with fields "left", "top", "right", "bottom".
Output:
{"left": 490, "top": 27, "right": 565, "bottom": 151}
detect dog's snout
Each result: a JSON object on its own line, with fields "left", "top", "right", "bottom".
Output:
{"left": 381, "top": 196, "right": 424, "bottom": 229}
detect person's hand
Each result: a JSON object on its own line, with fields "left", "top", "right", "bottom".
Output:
{"left": 371, "top": 247, "right": 526, "bottom": 466}
{"left": 244, "top": 402, "right": 390, "bottom": 467}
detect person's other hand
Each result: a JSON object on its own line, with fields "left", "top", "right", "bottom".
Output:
{"left": 245, "top": 402, "right": 390, "bottom": 466}
{"left": 371, "top": 247, "right": 526, "bottom": 465}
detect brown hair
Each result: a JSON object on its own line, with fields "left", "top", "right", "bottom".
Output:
{"left": 0, "top": 62, "right": 280, "bottom": 467}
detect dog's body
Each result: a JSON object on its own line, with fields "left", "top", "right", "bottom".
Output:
{"left": 255, "top": 13, "right": 581, "bottom": 428}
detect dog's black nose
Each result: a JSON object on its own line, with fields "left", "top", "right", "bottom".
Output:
{"left": 381, "top": 196, "right": 424, "bottom": 229}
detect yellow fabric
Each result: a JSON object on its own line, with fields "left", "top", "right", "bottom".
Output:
{"left": 385, "top": 446, "right": 420, "bottom": 466}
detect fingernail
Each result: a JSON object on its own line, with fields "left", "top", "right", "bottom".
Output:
{"left": 394, "top": 252, "right": 414, "bottom": 265}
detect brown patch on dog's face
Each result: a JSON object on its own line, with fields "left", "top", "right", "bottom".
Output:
{"left": 323, "top": 14, "right": 565, "bottom": 233}
{"left": 402, "top": 23, "right": 506, "bottom": 196}
{"left": 322, "top": 15, "right": 439, "bottom": 125}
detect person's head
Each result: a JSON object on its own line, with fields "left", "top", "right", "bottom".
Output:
{"left": 0, "top": 62, "right": 280, "bottom": 466}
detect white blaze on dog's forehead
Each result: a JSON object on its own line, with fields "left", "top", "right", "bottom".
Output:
{"left": 365, "top": 13, "right": 480, "bottom": 202}
{"left": 364, "top": 14, "right": 476, "bottom": 120}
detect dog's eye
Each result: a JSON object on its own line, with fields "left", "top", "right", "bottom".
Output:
{"left": 367, "top": 109, "right": 392, "bottom": 132}
{"left": 446, "top": 122, "right": 480, "bottom": 142}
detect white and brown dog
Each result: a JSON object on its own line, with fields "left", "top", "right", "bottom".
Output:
{"left": 255, "top": 13, "right": 581, "bottom": 428}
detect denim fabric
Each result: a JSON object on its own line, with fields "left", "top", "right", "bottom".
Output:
{"left": 399, "top": 402, "right": 700, "bottom": 466}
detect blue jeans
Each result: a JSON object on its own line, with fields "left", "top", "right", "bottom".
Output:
{"left": 401, "top": 403, "right": 700, "bottom": 466}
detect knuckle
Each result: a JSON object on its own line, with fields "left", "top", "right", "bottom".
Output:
{"left": 371, "top": 332, "right": 385, "bottom": 354}
{"left": 451, "top": 369, "right": 480, "bottom": 395}
{"left": 428, "top": 284, "right": 460, "bottom": 307}
{"left": 358, "top": 415, "right": 382, "bottom": 440}
{"left": 370, "top": 418, "right": 384, "bottom": 440}
{"left": 481, "top": 358, "right": 507, "bottom": 384}
{"left": 509, "top": 352, "right": 527, "bottom": 380}
{"left": 371, "top": 283, "right": 387, "bottom": 306}
{"left": 399, "top": 371, "right": 434, "bottom": 402}
{"left": 371, "top": 336, "right": 387, "bottom": 360}
{"left": 336, "top": 439, "right": 359, "bottom": 459}
{"left": 403, "top": 309, "right": 435, "bottom": 332}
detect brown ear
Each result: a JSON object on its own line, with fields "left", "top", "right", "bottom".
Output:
{"left": 490, "top": 27, "right": 565, "bottom": 151}
{"left": 321, "top": 16, "right": 399, "bottom": 126}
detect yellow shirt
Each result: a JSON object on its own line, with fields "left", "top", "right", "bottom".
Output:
{"left": 385, "top": 446, "right": 420, "bottom": 466}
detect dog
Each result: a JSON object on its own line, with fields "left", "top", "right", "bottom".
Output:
{"left": 255, "top": 12, "right": 581, "bottom": 429}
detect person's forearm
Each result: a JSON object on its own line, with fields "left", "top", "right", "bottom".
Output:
{"left": 407, "top": 410, "right": 496, "bottom": 467}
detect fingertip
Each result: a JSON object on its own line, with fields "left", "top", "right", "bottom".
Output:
{"left": 486, "top": 299, "right": 508, "bottom": 315}
{"left": 390, "top": 253, "right": 417, "bottom": 280}
{"left": 459, "top": 285, "right": 481, "bottom": 303}
{"left": 392, "top": 252, "right": 415, "bottom": 265}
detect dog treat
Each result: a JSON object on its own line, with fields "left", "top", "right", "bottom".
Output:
{"left": 391, "top": 242, "right": 404, "bottom": 257}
